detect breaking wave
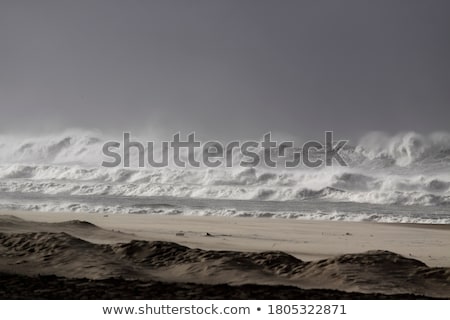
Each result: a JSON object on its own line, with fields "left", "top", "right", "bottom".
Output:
{"left": 0, "top": 130, "right": 449, "bottom": 222}
{"left": 1, "top": 130, "right": 450, "bottom": 168}
{"left": 1, "top": 202, "right": 449, "bottom": 224}
{"left": 0, "top": 163, "right": 449, "bottom": 206}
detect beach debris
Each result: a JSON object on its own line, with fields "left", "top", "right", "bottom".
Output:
{"left": 203, "top": 232, "right": 213, "bottom": 237}
{"left": 176, "top": 232, "right": 185, "bottom": 237}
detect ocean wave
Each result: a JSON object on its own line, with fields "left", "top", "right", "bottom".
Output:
{"left": 0, "top": 130, "right": 104, "bottom": 165}
{"left": 354, "top": 131, "right": 450, "bottom": 167}
{"left": 1, "top": 202, "right": 449, "bottom": 224}
{"left": 0, "top": 130, "right": 450, "bottom": 215}
{"left": 1, "top": 130, "right": 450, "bottom": 168}
{"left": 0, "top": 164, "right": 449, "bottom": 206}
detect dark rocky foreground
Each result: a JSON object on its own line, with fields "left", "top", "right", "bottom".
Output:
{"left": 0, "top": 272, "right": 437, "bottom": 300}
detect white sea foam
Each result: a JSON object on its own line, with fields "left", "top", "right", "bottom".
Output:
{"left": 1, "top": 201, "right": 448, "bottom": 224}
{"left": 0, "top": 164, "right": 448, "bottom": 205}
{"left": 0, "top": 130, "right": 449, "bottom": 223}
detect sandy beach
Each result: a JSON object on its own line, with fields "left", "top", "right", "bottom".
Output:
{"left": 1, "top": 211, "right": 449, "bottom": 299}
{"left": 3, "top": 210, "right": 450, "bottom": 267}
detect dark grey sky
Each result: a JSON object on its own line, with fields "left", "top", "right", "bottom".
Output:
{"left": 1, "top": 0, "right": 449, "bottom": 140}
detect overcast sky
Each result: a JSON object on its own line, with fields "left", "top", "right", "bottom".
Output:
{"left": 1, "top": 0, "right": 449, "bottom": 140}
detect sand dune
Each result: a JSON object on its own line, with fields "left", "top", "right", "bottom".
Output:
{"left": 6, "top": 211, "right": 450, "bottom": 268}
{"left": 0, "top": 215, "right": 449, "bottom": 298}
{"left": 0, "top": 215, "right": 135, "bottom": 243}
